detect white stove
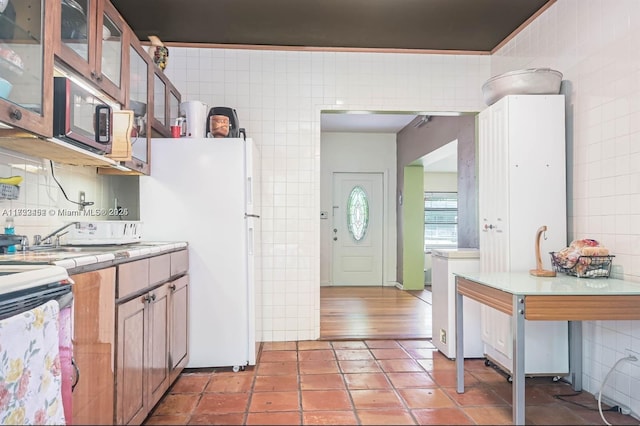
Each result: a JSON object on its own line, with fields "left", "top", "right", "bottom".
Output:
{"left": 0, "top": 264, "right": 71, "bottom": 321}
{"left": 0, "top": 265, "right": 70, "bottom": 295}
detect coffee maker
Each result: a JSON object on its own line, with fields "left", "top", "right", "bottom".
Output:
{"left": 178, "top": 100, "right": 209, "bottom": 138}
{"left": 206, "top": 107, "right": 243, "bottom": 139}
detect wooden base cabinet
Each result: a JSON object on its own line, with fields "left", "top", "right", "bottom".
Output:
{"left": 116, "top": 267, "right": 169, "bottom": 425}
{"left": 169, "top": 275, "right": 189, "bottom": 383}
{"left": 148, "top": 283, "right": 170, "bottom": 410}
{"left": 115, "top": 250, "right": 189, "bottom": 425}
{"left": 116, "top": 293, "right": 148, "bottom": 425}
{"left": 71, "top": 267, "right": 116, "bottom": 425}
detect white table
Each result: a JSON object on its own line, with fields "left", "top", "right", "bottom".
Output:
{"left": 454, "top": 271, "right": 640, "bottom": 425}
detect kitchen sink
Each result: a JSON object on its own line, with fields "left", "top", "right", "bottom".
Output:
{"left": 28, "top": 245, "right": 128, "bottom": 253}
{"left": 1, "top": 242, "right": 174, "bottom": 263}
{"left": 48, "top": 246, "right": 111, "bottom": 252}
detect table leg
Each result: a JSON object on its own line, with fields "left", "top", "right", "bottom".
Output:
{"left": 456, "top": 286, "right": 465, "bottom": 393}
{"left": 569, "top": 321, "right": 582, "bottom": 391}
{"left": 512, "top": 295, "right": 525, "bottom": 425}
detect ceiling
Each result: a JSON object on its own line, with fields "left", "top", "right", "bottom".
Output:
{"left": 111, "top": 0, "right": 552, "bottom": 52}
{"left": 320, "top": 112, "right": 418, "bottom": 133}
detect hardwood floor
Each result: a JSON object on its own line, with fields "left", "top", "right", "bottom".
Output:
{"left": 320, "top": 286, "right": 432, "bottom": 340}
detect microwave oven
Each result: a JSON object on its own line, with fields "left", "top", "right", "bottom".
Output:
{"left": 53, "top": 77, "right": 112, "bottom": 154}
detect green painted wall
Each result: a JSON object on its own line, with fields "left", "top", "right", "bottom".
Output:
{"left": 402, "top": 166, "right": 424, "bottom": 290}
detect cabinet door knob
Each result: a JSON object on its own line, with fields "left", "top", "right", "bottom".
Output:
{"left": 169, "top": 284, "right": 176, "bottom": 291}
{"left": 9, "top": 108, "right": 22, "bottom": 121}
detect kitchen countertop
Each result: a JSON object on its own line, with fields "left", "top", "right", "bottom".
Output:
{"left": 454, "top": 271, "right": 640, "bottom": 295}
{"left": 0, "top": 241, "right": 188, "bottom": 275}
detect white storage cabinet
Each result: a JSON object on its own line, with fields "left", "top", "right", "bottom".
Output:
{"left": 478, "top": 94, "right": 569, "bottom": 376}
{"left": 431, "top": 249, "right": 483, "bottom": 359}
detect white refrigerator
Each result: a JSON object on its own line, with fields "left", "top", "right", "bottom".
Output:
{"left": 140, "top": 138, "right": 259, "bottom": 370}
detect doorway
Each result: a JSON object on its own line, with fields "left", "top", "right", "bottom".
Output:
{"left": 320, "top": 111, "right": 476, "bottom": 340}
{"left": 331, "top": 172, "right": 384, "bottom": 286}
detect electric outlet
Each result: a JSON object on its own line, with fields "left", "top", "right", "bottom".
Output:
{"left": 79, "top": 191, "right": 86, "bottom": 211}
{"left": 625, "top": 348, "right": 639, "bottom": 362}
{"left": 440, "top": 329, "right": 446, "bottom": 344}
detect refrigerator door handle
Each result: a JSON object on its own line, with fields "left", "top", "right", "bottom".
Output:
{"left": 248, "top": 226, "right": 254, "bottom": 255}
{"left": 245, "top": 213, "right": 260, "bottom": 219}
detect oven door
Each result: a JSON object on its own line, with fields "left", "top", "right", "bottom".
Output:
{"left": 53, "top": 77, "right": 113, "bottom": 154}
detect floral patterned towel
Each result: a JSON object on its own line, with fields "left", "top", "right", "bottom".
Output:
{"left": 0, "top": 300, "right": 66, "bottom": 425}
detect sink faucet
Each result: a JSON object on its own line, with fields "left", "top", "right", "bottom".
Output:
{"left": 34, "top": 222, "right": 80, "bottom": 247}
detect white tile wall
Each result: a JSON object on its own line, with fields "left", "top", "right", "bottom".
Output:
{"left": 491, "top": 0, "right": 640, "bottom": 416}
{"left": 0, "top": 148, "right": 138, "bottom": 243}
{"left": 164, "top": 48, "right": 490, "bottom": 342}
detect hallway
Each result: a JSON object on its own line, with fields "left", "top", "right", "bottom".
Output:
{"left": 319, "top": 286, "right": 432, "bottom": 340}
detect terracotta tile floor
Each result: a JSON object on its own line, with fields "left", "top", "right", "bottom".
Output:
{"left": 144, "top": 339, "right": 638, "bottom": 425}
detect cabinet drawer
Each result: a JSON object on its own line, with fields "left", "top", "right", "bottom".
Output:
{"left": 170, "top": 250, "right": 189, "bottom": 277}
{"left": 150, "top": 254, "right": 171, "bottom": 286}
{"left": 118, "top": 258, "right": 150, "bottom": 299}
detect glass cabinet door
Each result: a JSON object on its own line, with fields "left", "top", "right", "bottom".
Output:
{"left": 60, "top": 0, "right": 91, "bottom": 61}
{"left": 150, "top": 68, "right": 181, "bottom": 137}
{"left": 98, "top": 5, "right": 122, "bottom": 95}
{"left": 153, "top": 71, "right": 166, "bottom": 127}
{"left": 0, "top": 0, "right": 53, "bottom": 137}
{"left": 127, "top": 40, "right": 149, "bottom": 171}
{"left": 169, "top": 90, "right": 180, "bottom": 129}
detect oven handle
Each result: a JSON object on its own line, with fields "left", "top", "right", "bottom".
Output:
{"left": 71, "top": 357, "right": 80, "bottom": 392}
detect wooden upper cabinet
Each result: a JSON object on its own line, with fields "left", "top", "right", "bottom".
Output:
{"left": 54, "top": 0, "right": 126, "bottom": 103}
{"left": 98, "top": 32, "right": 154, "bottom": 176}
{"left": 0, "top": 0, "right": 183, "bottom": 170}
{"left": 150, "top": 67, "right": 181, "bottom": 138}
{"left": 0, "top": 0, "right": 54, "bottom": 137}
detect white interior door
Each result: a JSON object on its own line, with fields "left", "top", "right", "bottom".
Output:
{"left": 332, "top": 172, "right": 383, "bottom": 286}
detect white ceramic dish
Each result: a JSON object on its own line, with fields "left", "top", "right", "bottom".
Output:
{"left": 0, "top": 76, "right": 11, "bottom": 98}
{"left": 482, "top": 68, "right": 563, "bottom": 106}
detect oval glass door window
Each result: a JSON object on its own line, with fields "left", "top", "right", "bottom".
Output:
{"left": 347, "top": 185, "right": 369, "bottom": 242}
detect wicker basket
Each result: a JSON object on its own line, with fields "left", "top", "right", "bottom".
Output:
{"left": 550, "top": 252, "right": 614, "bottom": 278}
